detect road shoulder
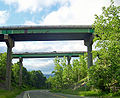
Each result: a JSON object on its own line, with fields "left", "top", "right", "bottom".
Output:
{"left": 16, "top": 91, "right": 25, "bottom": 98}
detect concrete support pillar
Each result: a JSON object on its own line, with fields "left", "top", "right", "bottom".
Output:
{"left": 4, "top": 34, "right": 14, "bottom": 90}
{"left": 84, "top": 36, "right": 93, "bottom": 68}
{"left": 67, "top": 56, "right": 71, "bottom": 65}
{"left": 19, "top": 57, "right": 23, "bottom": 87}
{"left": 87, "top": 44, "right": 93, "bottom": 68}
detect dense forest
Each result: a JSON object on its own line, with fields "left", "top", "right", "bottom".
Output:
{"left": 47, "top": 0, "right": 120, "bottom": 95}
{"left": 0, "top": 53, "right": 46, "bottom": 89}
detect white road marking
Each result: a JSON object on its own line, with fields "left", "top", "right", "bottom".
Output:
{"left": 23, "top": 92, "right": 28, "bottom": 98}
{"left": 27, "top": 92, "right": 30, "bottom": 98}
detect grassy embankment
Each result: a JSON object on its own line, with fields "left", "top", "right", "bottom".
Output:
{"left": 0, "top": 89, "right": 24, "bottom": 98}
{"left": 51, "top": 88, "right": 120, "bottom": 98}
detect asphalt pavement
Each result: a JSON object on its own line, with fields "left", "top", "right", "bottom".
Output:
{"left": 16, "top": 90, "right": 89, "bottom": 98}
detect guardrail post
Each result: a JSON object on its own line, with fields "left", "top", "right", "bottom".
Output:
{"left": 4, "top": 34, "right": 14, "bottom": 90}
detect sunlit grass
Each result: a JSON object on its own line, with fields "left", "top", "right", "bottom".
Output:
{"left": 51, "top": 88, "right": 120, "bottom": 98}
{"left": 54, "top": 89, "right": 100, "bottom": 96}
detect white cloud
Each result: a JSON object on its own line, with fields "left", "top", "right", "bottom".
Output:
{"left": 40, "top": 0, "right": 109, "bottom": 25}
{"left": 3, "top": 0, "right": 69, "bottom": 13}
{"left": 24, "top": 59, "right": 53, "bottom": 68}
{"left": 1, "top": 41, "right": 87, "bottom": 53}
{"left": 12, "top": 58, "right": 54, "bottom": 74}
{"left": 2, "top": 0, "right": 16, "bottom": 4}
{"left": 3, "top": 0, "right": 119, "bottom": 14}
{"left": 0, "top": 42, "right": 6, "bottom": 47}
{"left": 13, "top": 41, "right": 52, "bottom": 53}
{"left": 0, "top": 11, "right": 9, "bottom": 25}
{"left": 24, "top": 0, "right": 120, "bottom": 25}
{"left": 24, "top": 20, "right": 38, "bottom": 25}
{"left": 50, "top": 41, "right": 87, "bottom": 51}
{"left": 13, "top": 58, "right": 53, "bottom": 68}
{"left": 12, "top": 41, "right": 87, "bottom": 53}
{"left": 0, "top": 42, "right": 7, "bottom": 52}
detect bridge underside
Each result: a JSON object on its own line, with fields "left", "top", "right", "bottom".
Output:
{"left": 0, "top": 33, "right": 92, "bottom": 41}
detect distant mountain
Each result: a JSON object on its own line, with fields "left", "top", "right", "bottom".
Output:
{"left": 44, "top": 74, "right": 54, "bottom": 79}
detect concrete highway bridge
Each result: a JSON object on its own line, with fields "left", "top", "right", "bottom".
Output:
{"left": 0, "top": 25, "right": 94, "bottom": 90}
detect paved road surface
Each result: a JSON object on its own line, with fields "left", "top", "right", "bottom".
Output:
{"left": 17, "top": 90, "right": 89, "bottom": 98}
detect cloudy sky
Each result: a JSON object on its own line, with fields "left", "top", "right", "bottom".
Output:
{"left": 0, "top": 0, "right": 119, "bottom": 74}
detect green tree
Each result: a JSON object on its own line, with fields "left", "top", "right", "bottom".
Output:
{"left": 89, "top": 0, "right": 120, "bottom": 92}
{"left": 11, "top": 62, "right": 20, "bottom": 86}
{"left": 52, "top": 57, "right": 74, "bottom": 89}
{"left": 0, "top": 53, "right": 7, "bottom": 82}
{"left": 46, "top": 76, "right": 53, "bottom": 89}
{"left": 52, "top": 57, "right": 63, "bottom": 89}
{"left": 72, "top": 59, "right": 80, "bottom": 82}
{"left": 72, "top": 55, "right": 87, "bottom": 83}
{"left": 29, "top": 70, "right": 46, "bottom": 88}
{"left": 50, "top": 55, "right": 88, "bottom": 90}
{"left": 0, "top": 52, "right": 47, "bottom": 89}
{"left": 12, "top": 62, "right": 47, "bottom": 89}
{"left": 93, "top": 0, "right": 120, "bottom": 66}
{"left": 11, "top": 62, "right": 30, "bottom": 87}
{"left": 21, "top": 67, "right": 30, "bottom": 87}
{"left": 62, "top": 57, "right": 73, "bottom": 88}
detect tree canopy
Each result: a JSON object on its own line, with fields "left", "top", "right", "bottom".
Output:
{"left": 48, "top": 0, "right": 120, "bottom": 94}
{"left": 89, "top": 0, "right": 120, "bottom": 92}
{"left": 0, "top": 53, "right": 46, "bottom": 89}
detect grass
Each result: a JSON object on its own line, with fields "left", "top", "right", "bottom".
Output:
{"left": 0, "top": 89, "right": 24, "bottom": 98}
{"left": 51, "top": 89, "right": 100, "bottom": 96}
{"left": 51, "top": 88, "right": 120, "bottom": 98}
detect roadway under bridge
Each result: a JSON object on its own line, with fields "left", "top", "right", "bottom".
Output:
{"left": 0, "top": 25, "right": 94, "bottom": 90}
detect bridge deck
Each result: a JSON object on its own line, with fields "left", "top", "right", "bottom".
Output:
{"left": 12, "top": 51, "right": 86, "bottom": 58}
{"left": 0, "top": 25, "right": 93, "bottom": 41}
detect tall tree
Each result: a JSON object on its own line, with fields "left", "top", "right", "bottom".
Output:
{"left": 52, "top": 57, "right": 63, "bottom": 89}
{"left": 0, "top": 53, "right": 7, "bottom": 81}
{"left": 72, "top": 55, "right": 87, "bottom": 82}
{"left": 89, "top": 0, "right": 120, "bottom": 92}
{"left": 29, "top": 70, "right": 46, "bottom": 88}
{"left": 11, "top": 62, "right": 20, "bottom": 86}
{"left": 62, "top": 57, "right": 73, "bottom": 88}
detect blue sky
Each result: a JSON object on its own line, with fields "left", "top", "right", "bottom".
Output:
{"left": 0, "top": 0, "right": 119, "bottom": 74}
